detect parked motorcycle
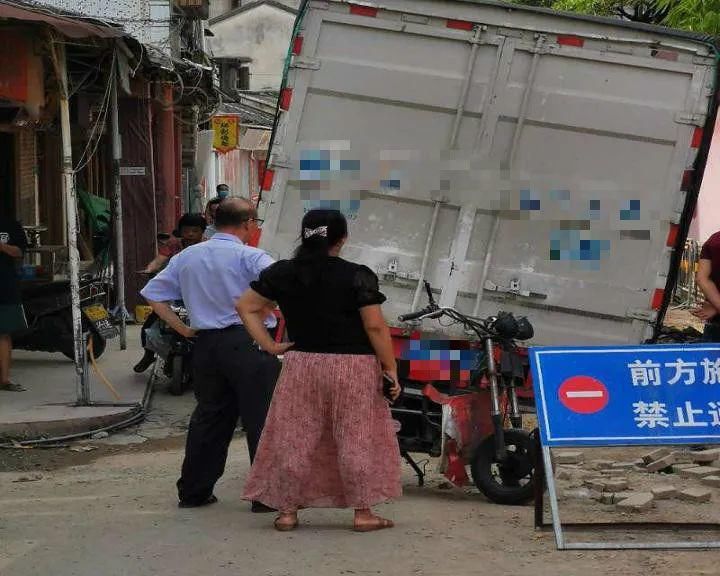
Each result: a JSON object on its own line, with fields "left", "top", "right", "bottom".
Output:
{"left": 393, "top": 282, "right": 536, "bottom": 505}
{"left": 14, "top": 275, "right": 117, "bottom": 360}
{"left": 144, "top": 300, "right": 194, "bottom": 396}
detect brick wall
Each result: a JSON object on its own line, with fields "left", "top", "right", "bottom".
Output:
{"left": 17, "top": 128, "right": 37, "bottom": 225}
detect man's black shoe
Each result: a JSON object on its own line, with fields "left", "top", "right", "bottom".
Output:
{"left": 133, "top": 350, "right": 156, "bottom": 373}
{"left": 178, "top": 495, "right": 218, "bottom": 509}
{"left": 251, "top": 501, "right": 277, "bottom": 513}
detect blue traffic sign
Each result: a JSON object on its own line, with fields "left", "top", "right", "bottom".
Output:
{"left": 530, "top": 344, "right": 720, "bottom": 446}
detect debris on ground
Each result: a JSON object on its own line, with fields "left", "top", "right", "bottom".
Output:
{"left": 651, "top": 485, "right": 678, "bottom": 499}
{"left": 701, "top": 476, "right": 720, "bottom": 488}
{"left": 645, "top": 454, "right": 675, "bottom": 473}
{"left": 12, "top": 474, "right": 43, "bottom": 483}
{"left": 556, "top": 451, "right": 584, "bottom": 465}
{"left": 616, "top": 492, "right": 655, "bottom": 511}
{"left": 678, "top": 466, "right": 720, "bottom": 479}
{"left": 70, "top": 445, "right": 98, "bottom": 453}
{"left": 677, "top": 487, "right": 712, "bottom": 503}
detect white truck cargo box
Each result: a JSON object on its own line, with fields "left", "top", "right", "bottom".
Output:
{"left": 258, "top": 0, "right": 718, "bottom": 345}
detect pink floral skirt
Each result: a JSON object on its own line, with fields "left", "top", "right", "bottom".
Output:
{"left": 243, "top": 351, "right": 402, "bottom": 510}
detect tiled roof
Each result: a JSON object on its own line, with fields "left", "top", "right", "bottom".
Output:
{"left": 218, "top": 91, "right": 278, "bottom": 127}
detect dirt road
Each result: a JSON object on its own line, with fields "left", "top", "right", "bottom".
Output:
{"left": 2, "top": 431, "right": 719, "bottom": 576}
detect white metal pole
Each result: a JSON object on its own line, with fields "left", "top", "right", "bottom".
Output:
{"left": 214, "top": 151, "right": 220, "bottom": 197}
{"left": 111, "top": 49, "right": 127, "bottom": 349}
{"left": 448, "top": 26, "right": 482, "bottom": 149}
{"left": 55, "top": 40, "right": 86, "bottom": 403}
{"left": 410, "top": 26, "right": 480, "bottom": 312}
{"left": 411, "top": 200, "right": 441, "bottom": 311}
{"left": 472, "top": 36, "right": 545, "bottom": 317}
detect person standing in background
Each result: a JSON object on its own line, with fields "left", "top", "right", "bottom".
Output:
{"left": 202, "top": 185, "right": 230, "bottom": 241}
{"left": 694, "top": 231, "right": 720, "bottom": 340}
{"left": 203, "top": 198, "right": 222, "bottom": 240}
{"left": 0, "top": 216, "right": 28, "bottom": 392}
{"left": 134, "top": 213, "right": 207, "bottom": 374}
{"left": 141, "top": 213, "right": 207, "bottom": 275}
{"left": 216, "top": 183, "right": 231, "bottom": 200}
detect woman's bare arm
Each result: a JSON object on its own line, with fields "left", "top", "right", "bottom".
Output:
{"left": 237, "top": 289, "right": 292, "bottom": 355}
{"left": 360, "top": 305, "right": 400, "bottom": 399}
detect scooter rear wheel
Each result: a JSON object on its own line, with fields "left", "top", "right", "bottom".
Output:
{"left": 470, "top": 428, "right": 535, "bottom": 505}
{"left": 61, "top": 332, "right": 107, "bottom": 361}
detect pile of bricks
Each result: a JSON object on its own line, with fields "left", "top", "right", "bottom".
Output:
{"left": 554, "top": 447, "right": 719, "bottom": 510}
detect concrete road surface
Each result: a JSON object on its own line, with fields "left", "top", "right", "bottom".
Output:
{"left": 2, "top": 327, "right": 148, "bottom": 439}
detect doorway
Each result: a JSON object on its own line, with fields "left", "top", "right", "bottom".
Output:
{"left": 0, "top": 132, "right": 16, "bottom": 217}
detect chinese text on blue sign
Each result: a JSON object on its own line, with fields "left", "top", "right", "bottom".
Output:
{"left": 530, "top": 344, "right": 720, "bottom": 446}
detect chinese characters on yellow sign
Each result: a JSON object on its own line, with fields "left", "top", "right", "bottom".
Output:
{"left": 212, "top": 116, "right": 239, "bottom": 153}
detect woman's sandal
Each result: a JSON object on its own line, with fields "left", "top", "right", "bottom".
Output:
{"left": 274, "top": 514, "right": 298, "bottom": 532}
{"left": 353, "top": 517, "right": 394, "bottom": 532}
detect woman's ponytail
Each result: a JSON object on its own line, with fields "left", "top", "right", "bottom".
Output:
{"left": 294, "top": 209, "right": 348, "bottom": 285}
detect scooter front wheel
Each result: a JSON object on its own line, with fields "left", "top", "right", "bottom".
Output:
{"left": 168, "top": 355, "right": 185, "bottom": 396}
{"left": 470, "top": 428, "right": 536, "bottom": 505}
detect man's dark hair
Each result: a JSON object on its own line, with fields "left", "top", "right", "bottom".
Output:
{"left": 214, "top": 197, "right": 255, "bottom": 228}
{"left": 178, "top": 213, "right": 207, "bottom": 232}
{"left": 206, "top": 197, "right": 222, "bottom": 209}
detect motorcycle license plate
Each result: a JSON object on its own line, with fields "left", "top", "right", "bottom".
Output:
{"left": 82, "top": 304, "right": 118, "bottom": 339}
{"left": 83, "top": 304, "right": 108, "bottom": 322}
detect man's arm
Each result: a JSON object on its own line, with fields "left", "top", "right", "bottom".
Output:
{"left": 236, "top": 289, "right": 291, "bottom": 355}
{"left": 250, "top": 250, "right": 275, "bottom": 277}
{"left": 696, "top": 259, "right": 720, "bottom": 314}
{"left": 145, "top": 300, "right": 195, "bottom": 338}
{"left": 143, "top": 254, "right": 169, "bottom": 273}
{"left": 140, "top": 257, "right": 192, "bottom": 336}
{"left": 0, "top": 220, "right": 26, "bottom": 259}
{"left": 249, "top": 251, "right": 279, "bottom": 319}
{"left": 0, "top": 243, "right": 22, "bottom": 259}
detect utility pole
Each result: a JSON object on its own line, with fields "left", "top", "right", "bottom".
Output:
{"left": 111, "top": 47, "right": 127, "bottom": 349}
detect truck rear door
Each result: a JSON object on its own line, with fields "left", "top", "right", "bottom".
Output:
{"left": 259, "top": 0, "right": 717, "bottom": 345}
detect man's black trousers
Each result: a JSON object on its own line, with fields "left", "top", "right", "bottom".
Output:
{"left": 177, "top": 325, "right": 280, "bottom": 504}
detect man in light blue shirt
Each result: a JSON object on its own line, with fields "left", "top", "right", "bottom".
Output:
{"left": 141, "top": 224, "right": 276, "bottom": 333}
{"left": 142, "top": 198, "right": 288, "bottom": 511}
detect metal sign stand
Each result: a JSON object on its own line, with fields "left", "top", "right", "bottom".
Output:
{"left": 533, "top": 435, "right": 720, "bottom": 550}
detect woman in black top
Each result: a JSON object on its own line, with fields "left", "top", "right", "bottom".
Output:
{"left": 238, "top": 209, "right": 402, "bottom": 532}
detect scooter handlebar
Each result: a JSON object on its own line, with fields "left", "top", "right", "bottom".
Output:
{"left": 398, "top": 305, "right": 438, "bottom": 323}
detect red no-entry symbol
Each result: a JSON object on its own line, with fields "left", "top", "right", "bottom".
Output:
{"left": 558, "top": 376, "right": 609, "bottom": 414}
